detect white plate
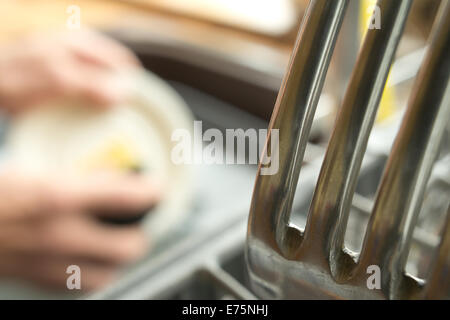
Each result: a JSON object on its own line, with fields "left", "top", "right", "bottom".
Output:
{"left": 3, "top": 70, "right": 195, "bottom": 242}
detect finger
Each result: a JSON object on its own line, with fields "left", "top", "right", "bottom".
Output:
{"left": 37, "top": 213, "right": 150, "bottom": 264}
{"left": 0, "top": 219, "right": 39, "bottom": 254}
{"left": 0, "top": 171, "right": 57, "bottom": 222}
{"left": 72, "top": 71, "right": 128, "bottom": 107}
{"left": 0, "top": 208, "right": 149, "bottom": 263}
{"left": 0, "top": 170, "right": 163, "bottom": 222}
{"left": 0, "top": 51, "right": 65, "bottom": 111}
{"left": 46, "top": 60, "right": 129, "bottom": 107}
{"left": 0, "top": 55, "right": 119, "bottom": 110}
{"left": 61, "top": 31, "right": 141, "bottom": 70}
{"left": 51, "top": 172, "right": 164, "bottom": 214}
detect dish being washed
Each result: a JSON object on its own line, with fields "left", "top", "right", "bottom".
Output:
{"left": 3, "top": 70, "right": 195, "bottom": 242}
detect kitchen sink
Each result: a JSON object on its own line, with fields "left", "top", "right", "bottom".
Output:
{"left": 0, "top": 29, "right": 447, "bottom": 300}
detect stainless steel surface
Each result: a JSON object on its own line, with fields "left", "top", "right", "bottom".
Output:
{"left": 246, "top": 0, "right": 449, "bottom": 300}
{"left": 362, "top": 0, "right": 450, "bottom": 299}
{"left": 424, "top": 207, "right": 450, "bottom": 299}
{"left": 249, "top": 0, "right": 349, "bottom": 260}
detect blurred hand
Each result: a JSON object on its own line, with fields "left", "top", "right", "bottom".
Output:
{"left": 0, "top": 31, "right": 140, "bottom": 112}
{"left": 0, "top": 170, "right": 161, "bottom": 291}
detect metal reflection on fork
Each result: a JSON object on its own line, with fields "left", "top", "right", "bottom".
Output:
{"left": 246, "top": 0, "right": 450, "bottom": 300}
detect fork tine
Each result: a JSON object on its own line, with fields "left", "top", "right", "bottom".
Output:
{"left": 357, "top": 0, "right": 450, "bottom": 299}
{"left": 423, "top": 207, "right": 450, "bottom": 300}
{"left": 302, "top": 0, "right": 412, "bottom": 276}
{"left": 247, "top": 0, "right": 348, "bottom": 259}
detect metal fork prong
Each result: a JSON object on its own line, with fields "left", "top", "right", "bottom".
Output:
{"left": 357, "top": 0, "right": 450, "bottom": 299}
{"left": 247, "top": 0, "right": 348, "bottom": 259}
{"left": 423, "top": 207, "right": 450, "bottom": 300}
{"left": 301, "top": 0, "right": 412, "bottom": 276}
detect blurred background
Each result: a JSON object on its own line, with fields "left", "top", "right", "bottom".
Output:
{"left": 0, "top": 0, "right": 447, "bottom": 299}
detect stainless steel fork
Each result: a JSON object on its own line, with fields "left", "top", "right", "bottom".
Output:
{"left": 246, "top": 0, "right": 450, "bottom": 299}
